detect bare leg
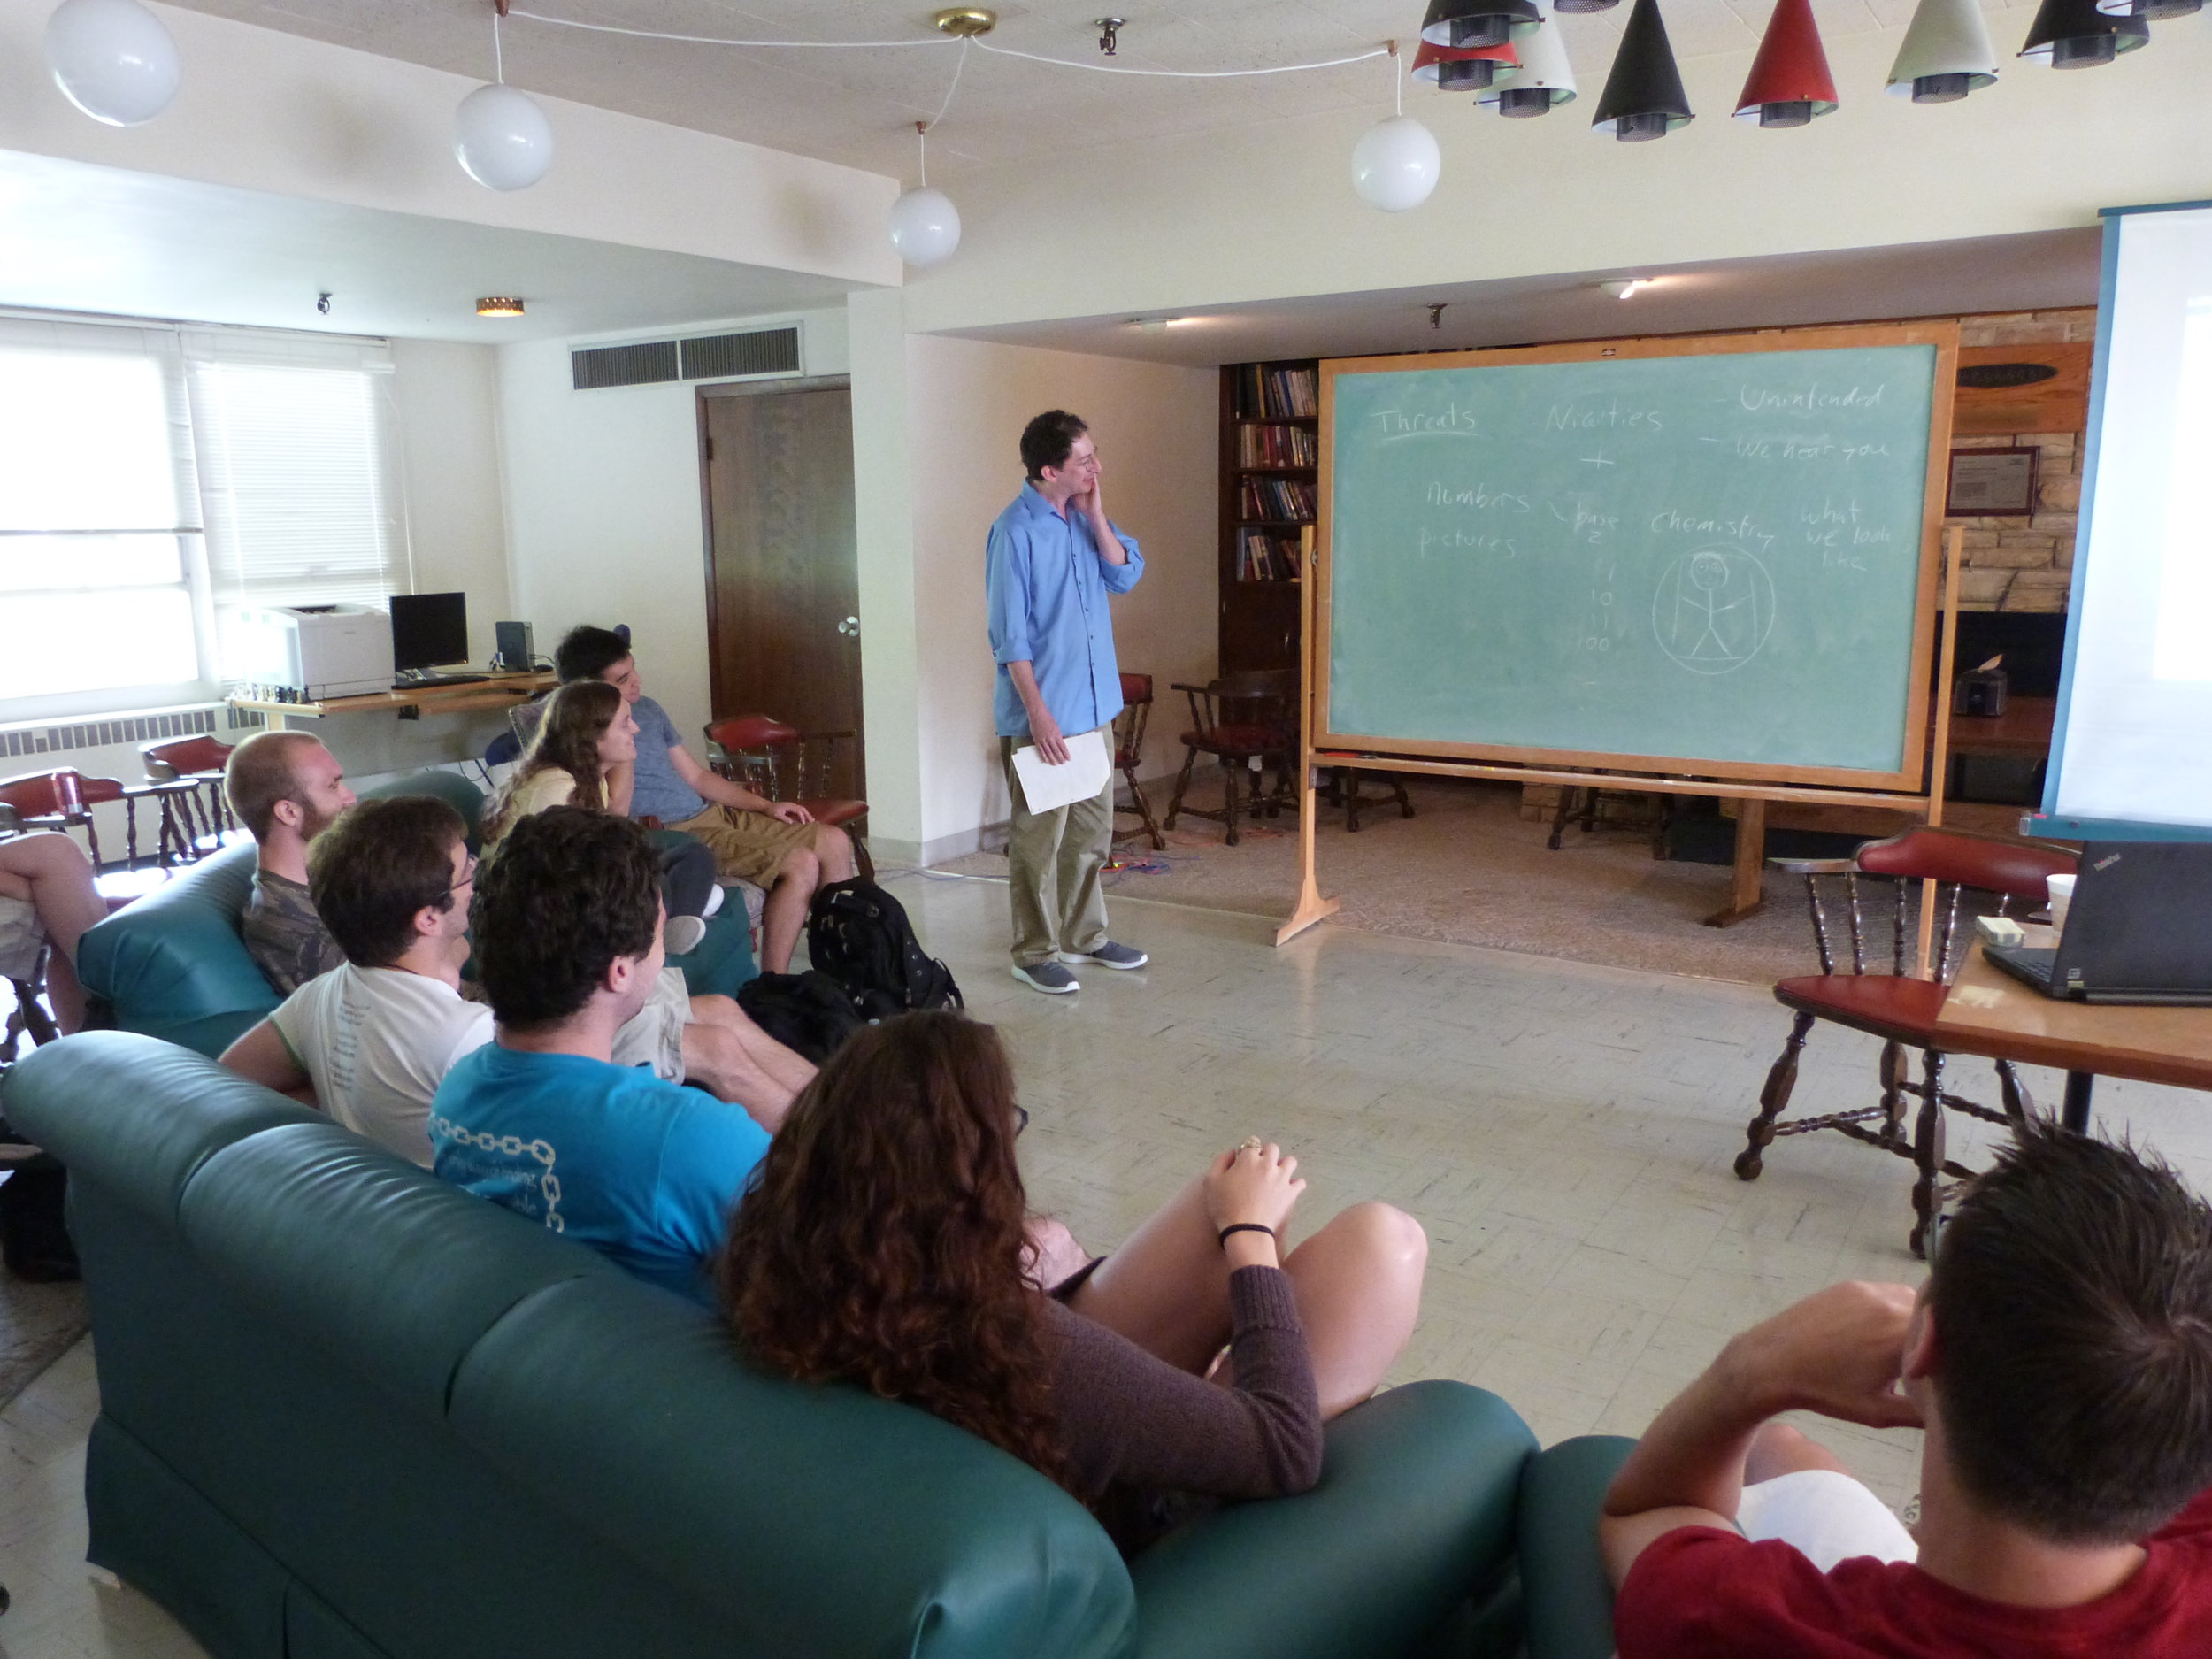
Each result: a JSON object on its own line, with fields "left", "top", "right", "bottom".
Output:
{"left": 1069, "top": 1176, "right": 1428, "bottom": 1419}
{"left": 678, "top": 1024, "right": 799, "bottom": 1133}
{"left": 759, "top": 846, "right": 820, "bottom": 974}
{"left": 2, "top": 833, "right": 106, "bottom": 1033}
{"left": 687, "top": 994, "right": 818, "bottom": 1096}
{"left": 1022, "top": 1216, "right": 1091, "bottom": 1291}
{"left": 813, "top": 823, "right": 856, "bottom": 885}
{"left": 1743, "top": 1422, "right": 1853, "bottom": 1488}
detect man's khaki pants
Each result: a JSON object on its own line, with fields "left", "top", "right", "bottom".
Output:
{"left": 1001, "top": 734, "right": 1114, "bottom": 969}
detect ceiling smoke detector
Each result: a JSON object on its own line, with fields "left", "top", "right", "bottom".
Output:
{"left": 931, "top": 8, "right": 997, "bottom": 36}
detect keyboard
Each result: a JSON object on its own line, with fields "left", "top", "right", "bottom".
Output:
{"left": 394, "top": 673, "right": 490, "bottom": 688}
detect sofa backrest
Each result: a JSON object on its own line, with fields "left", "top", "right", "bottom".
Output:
{"left": 74, "top": 769, "right": 488, "bottom": 1058}
{"left": 3, "top": 1033, "right": 1138, "bottom": 1659}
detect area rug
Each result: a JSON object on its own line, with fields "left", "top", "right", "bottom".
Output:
{"left": 0, "top": 1270, "right": 87, "bottom": 1409}
{"left": 933, "top": 777, "right": 1888, "bottom": 987}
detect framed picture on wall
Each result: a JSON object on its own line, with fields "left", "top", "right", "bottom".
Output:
{"left": 1947, "top": 446, "right": 2040, "bottom": 517}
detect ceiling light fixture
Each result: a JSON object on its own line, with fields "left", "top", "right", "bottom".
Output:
{"left": 1352, "top": 42, "right": 1441, "bottom": 211}
{"left": 930, "top": 9, "right": 996, "bottom": 37}
{"left": 1885, "top": 0, "right": 2000, "bottom": 101}
{"left": 476, "top": 296, "right": 526, "bottom": 317}
{"left": 1421, "top": 0, "right": 1544, "bottom": 50}
{"left": 1590, "top": 0, "right": 1694, "bottom": 141}
{"left": 1734, "top": 0, "right": 1839, "bottom": 127}
{"left": 1412, "top": 39, "right": 1520, "bottom": 93}
{"left": 2093, "top": 0, "right": 2201, "bottom": 15}
{"left": 2018, "top": 0, "right": 2148, "bottom": 65}
{"left": 890, "top": 119, "right": 963, "bottom": 266}
{"left": 1478, "top": 0, "right": 1576, "bottom": 115}
{"left": 45, "top": 0, "right": 181, "bottom": 127}
{"left": 457, "top": 2, "right": 553, "bottom": 190}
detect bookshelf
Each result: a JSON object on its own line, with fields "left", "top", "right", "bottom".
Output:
{"left": 1218, "top": 358, "right": 1319, "bottom": 674}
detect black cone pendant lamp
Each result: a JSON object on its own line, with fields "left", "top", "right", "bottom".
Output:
{"left": 2019, "top": 0, "right": 2149, "bottom": 65}
{"left": 1592, "top": 0, "right": 1694, "bottom": 140}
{"left": 1422, "top": 0, "right": 1542, "bottom": 50}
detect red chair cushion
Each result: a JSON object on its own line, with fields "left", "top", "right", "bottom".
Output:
{"left": 1181, "top": 723, "right": 1288, "bottom": 755}
{"left": 799, "top": 798, "right": 868, "bottom": 828}
{"left": 1774, "top": 974, "right": 1949, "bottom": 1043}
{"left": 707, "top": 716, "right": 801, "bottom": 750}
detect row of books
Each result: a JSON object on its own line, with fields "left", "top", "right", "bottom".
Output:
{"left": 1235, "top": 528, "right": 1302, "bottom": 583}
{"left": 1239, "top": 477, "right": 1317, "bottom": 523}
{"left": 1235, "top": 423, "right": 1317, "bottom": 469}
{"left": 1232, "top": 364, "right": 1318, "bottom": 420}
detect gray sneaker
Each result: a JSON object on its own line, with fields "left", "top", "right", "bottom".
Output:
{"left": 665, "top": 915, "right": 709, "bottom": 956}
{"left": 1058, "top": 941, "right": 1148, "bottom": 971}
{"left": 1012, "top": 961, "right": 1081, "bottom": 995}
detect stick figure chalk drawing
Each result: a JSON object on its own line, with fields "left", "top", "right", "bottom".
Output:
{"left": 1651, "top": 546, "right": 1776, "bottom": 675}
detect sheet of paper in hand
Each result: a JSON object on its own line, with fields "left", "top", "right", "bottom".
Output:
{"left": 1011, "top": 727, "right": 1112, "bottom": 814}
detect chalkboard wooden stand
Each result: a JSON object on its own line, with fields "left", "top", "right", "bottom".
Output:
{"left": 1278, "top": 324, "right": 1964, "bottom": 947}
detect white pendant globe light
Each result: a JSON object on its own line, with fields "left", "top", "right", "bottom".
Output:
{"left": 46, "top": 0, "right": 181, "bottom": 127}
{"left": 455, "top": 82, "right": 553, "bottom": 191}
{"left": 889, "top": 186, "right": 962, "bottom": 266}
{"left": 1351, "top": 115, "right": 1441, "bottom": 212}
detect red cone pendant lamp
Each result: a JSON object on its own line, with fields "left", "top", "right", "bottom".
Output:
{"left": 1413, "top": 37, "right": 1521, "bottom": 91}
{"left": 1734, "top": 0, "right": 1839, "bottom": 126}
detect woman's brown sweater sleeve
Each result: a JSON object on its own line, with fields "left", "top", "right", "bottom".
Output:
{"left": 1045, "top": 1264, "right": 1323, "bottom": 1503}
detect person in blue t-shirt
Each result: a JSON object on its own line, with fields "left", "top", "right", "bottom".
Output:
{"left": 546, "top": 626, "right": 856, "bottom": 975}
{"left": 430, "top": 807, "right": 772, "bottom": 1304}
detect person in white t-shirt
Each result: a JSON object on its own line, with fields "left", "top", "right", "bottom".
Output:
{"left": 219, "top": 795, "right": 488, "bottom": 1164}
{"left": 221, "top": 796, "right": 814, "bottom": 1164}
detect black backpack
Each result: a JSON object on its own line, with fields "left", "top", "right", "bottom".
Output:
{"left": 805, "top": 878, "right": 963, "bottom": 1020}
{"left": 734, "top": 971, "right": 866, "bottom": 1064}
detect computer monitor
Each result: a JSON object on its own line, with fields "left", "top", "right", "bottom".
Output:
{"left": 389, "top": 592, "right": 469, "bottom": 673}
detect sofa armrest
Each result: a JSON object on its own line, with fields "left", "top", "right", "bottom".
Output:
{"left": 1517, "top": 1435, "right": 1635, "bottom": 1659}
{"left": 74, "top": 842, "right": 275, "bottom": 1057}
{"left": 1128, "top": 1380, "right": 1535, "bottom": 1659}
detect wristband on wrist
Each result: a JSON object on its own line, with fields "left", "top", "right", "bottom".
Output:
{"left": 1217, "top": 1223, "right": 1276, "bottom": 1249}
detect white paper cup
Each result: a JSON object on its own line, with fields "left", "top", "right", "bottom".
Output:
{"left": 2047, "top": 872, "right": 2077, "bottom": 935}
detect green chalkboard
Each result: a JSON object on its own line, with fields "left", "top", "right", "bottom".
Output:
{"left": 1321, "top": 331, "right": 1953, "bottom": 787}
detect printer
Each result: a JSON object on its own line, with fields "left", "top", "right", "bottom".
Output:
{"left": 227, "top": 604, "right": 395, "bottom": 701}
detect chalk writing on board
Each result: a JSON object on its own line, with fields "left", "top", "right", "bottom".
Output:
{"left": 1737, "top": 383, "right": 1888, "bottom": 412}
{"left": 1544, "top": 402, "right": 1665, "bottom": 433}
{"left": 1648, "top": 507, "right": 1778, "bottom": 553}
{"left": 1374, "top": 405, "right": 1481, "bottom": 438}
{"left": 1652, "top": 548, "right": 1776, "bottom": 675}
{"left": 1424, "top": 481, "right": 1531, "bottom": 512}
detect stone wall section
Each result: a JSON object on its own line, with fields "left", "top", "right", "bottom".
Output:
{"left": 1948, "top": 308, "right": 2097, "bottom": 612}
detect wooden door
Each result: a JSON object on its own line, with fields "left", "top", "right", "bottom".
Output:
{"left": 700, "top": 383, "right": 864, "bottom": 802}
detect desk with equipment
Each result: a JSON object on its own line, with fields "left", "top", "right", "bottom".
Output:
{"left": 1279, "top": 322, "right": 1962, "bottom": 943}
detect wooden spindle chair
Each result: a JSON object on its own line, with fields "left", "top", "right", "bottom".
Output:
{"left": 1164, "top": 671, "right": 1297, "bottom": 848}
{"left": 1110, "top": 673, "right": 1164, "bottom": 850}
{"left": 703, "top": 716, "right": 873, "bottom": 882}
{"left": 1735, "top": 826, "right": 2079, "bottom": 1257}
{"left": 141, "top": 735, "right": 236, "bottom": 865}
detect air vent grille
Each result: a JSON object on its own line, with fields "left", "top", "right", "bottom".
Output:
{"left": 681, "top": 327, "right": 801, "bottom": 380}
{"left": 571, "top": 341, "right": 680, "bottom": 390}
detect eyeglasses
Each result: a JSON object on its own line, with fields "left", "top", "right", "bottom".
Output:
{"left": 447, "top": 853, "right": 479, "bottom": 896}
{"left": 1014, "top": 1105, "right": 1031, "bottom": 1136}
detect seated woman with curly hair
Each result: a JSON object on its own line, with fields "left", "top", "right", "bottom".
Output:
{"left": 487, "top": 679, "right": 718, "bottom": 956}
{"left": 717, "top": 1010, "right": 1428, "bottom": 1548}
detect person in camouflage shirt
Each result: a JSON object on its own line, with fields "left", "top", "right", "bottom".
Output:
{"left": 224, "top": 733, "right": 356, "bottom": 995}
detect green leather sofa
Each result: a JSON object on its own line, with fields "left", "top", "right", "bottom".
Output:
{"left": 4, "top": 1032, "right": 1630, "bottom": 1659}
{"left": 73, "top": 769, "right": 757, "bottom": 1057}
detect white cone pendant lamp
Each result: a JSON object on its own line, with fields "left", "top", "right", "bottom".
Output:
{"left": 1413, "top": 38, "right": 1521, "bottom": 92}
{"left": 2094, "top": 0, "right": 2201, "bottom": 16}
{"left": 46, "top": 0, "right": 180, "bottom": 127}
{"left": 1886, "top": 0, "right": 2000, "bottom": 99}
{"left": 1352, "top": 114, "right": 1442, "bottom": 211}
{"left": 1478, "top": 0, "right": 1578, "bottom": 115}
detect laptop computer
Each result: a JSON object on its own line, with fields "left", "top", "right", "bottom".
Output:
{"left": 1984, "top": 842, "right": 2212, "bottom": 1006}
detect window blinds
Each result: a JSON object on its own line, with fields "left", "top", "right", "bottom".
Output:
{"left": 186, "top": 332, "right": 410, "bottom": 646}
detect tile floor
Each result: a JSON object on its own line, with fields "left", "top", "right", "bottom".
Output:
{"left": 5, "top": 870, "right": 2211, "bottom": 1655}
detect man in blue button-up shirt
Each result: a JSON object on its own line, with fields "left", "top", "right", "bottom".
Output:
{"left": 986, "top": 411, "right": 1148, "bottom": 994}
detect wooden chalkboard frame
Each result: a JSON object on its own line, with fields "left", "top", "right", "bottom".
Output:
{"left": 1312, "top": 321, "right": 1961, "bottom": 793}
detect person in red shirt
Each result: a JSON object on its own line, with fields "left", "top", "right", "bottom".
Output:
{"left": 1601, "top": 1122, "right": 2212, "bottom": 1655}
